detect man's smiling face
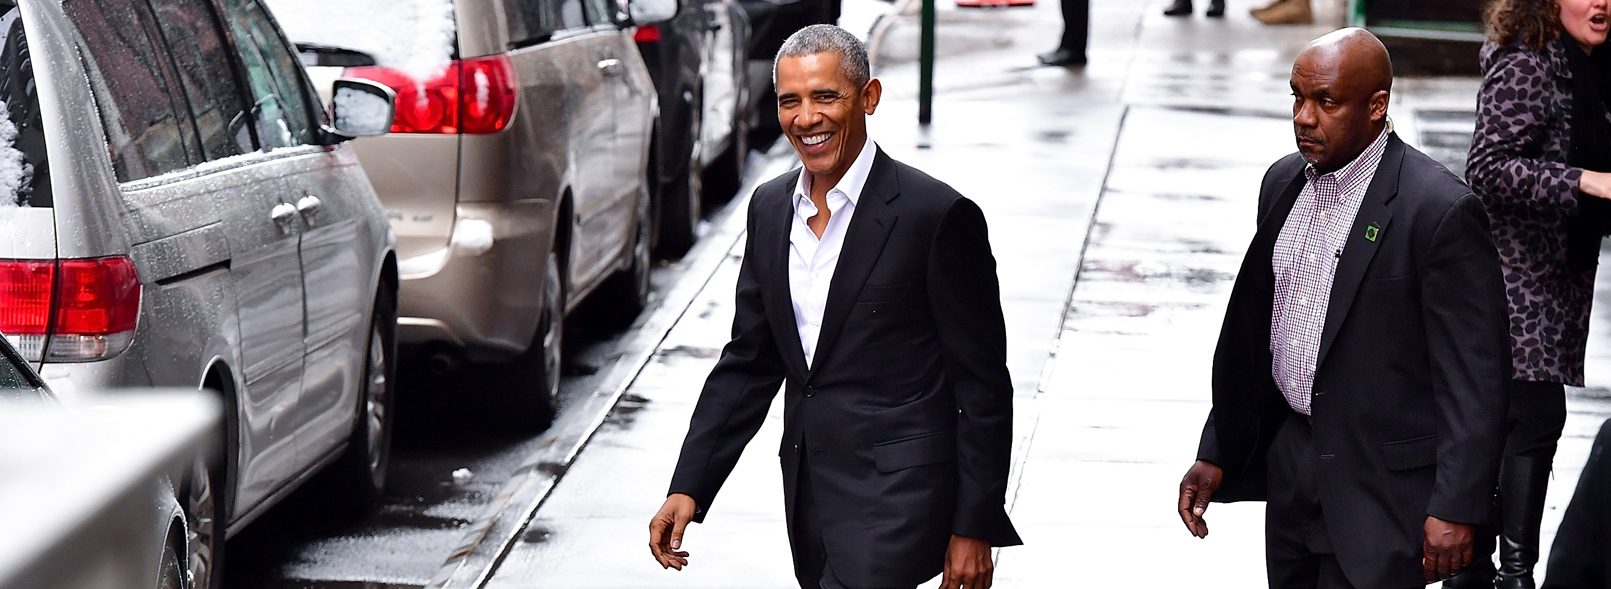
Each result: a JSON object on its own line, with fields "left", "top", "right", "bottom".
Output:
{"left": 775, "top": 52, "right": 880, "bottom": 190}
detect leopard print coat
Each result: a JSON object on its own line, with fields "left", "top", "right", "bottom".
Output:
{"left": 1467, "top": 38, "right": 1604, "bottom": 386}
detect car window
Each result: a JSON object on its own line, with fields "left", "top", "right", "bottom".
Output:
{"left": 147, "top": 0, "right": 256, "bottom": 160}
{"left": 0, "top": 6, "right": 51, "bottom": 207}
{"left": 216, "top": 0, "right": 317, "bottom": 149}
{"left": 61, "top": 0, "right": 204, "bottom": 182}
{"left": 579, "top": 0, "right": 613, "bottom": 26}
{"left": 507, "top": 0, "right": 591, "bottom": 45}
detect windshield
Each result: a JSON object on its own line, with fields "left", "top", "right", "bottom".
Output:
{"left": 261, "top": 0, "right": 457, "bottom": 81}
{"left": 0, "top": 2, "right": 52, "bottom": 208}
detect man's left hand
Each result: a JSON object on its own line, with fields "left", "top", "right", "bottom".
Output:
{"left": 1422, "top": 515, "right": 1474, "bottom": 583}
{"left": 939, "top": 534, "right": 992, "bottom": 589}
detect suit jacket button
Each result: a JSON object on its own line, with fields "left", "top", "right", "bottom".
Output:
{"left": 805, "top": 386, "right": 816, "bottom": 398}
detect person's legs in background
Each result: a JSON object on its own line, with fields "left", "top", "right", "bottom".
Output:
{"left": 1250, "top": 0, "right": 1312, "bottom": 24}
{"left": 1448, "top": 380, "right": 1568, "bottom": 589}
{"left": 1162, "top": 0, "right": 1225, "bottom": 17}
{"left": 1037, "top": 0, "right": 1088, "bottom": 66}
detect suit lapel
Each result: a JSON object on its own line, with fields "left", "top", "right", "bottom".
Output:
{"left": 1315, "top": 136, "right": 1403, "bottom": 369}
{"left": 806, "top": 150, "right": 899, "bottom": 382}
{"left": 762, "top": 171, "right": 812, "bottom": 382}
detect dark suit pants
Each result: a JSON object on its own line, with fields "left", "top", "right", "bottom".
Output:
{"left": 1057, "top": 0, "right": 1089, "bottom": 55}
{"left": 792, "top": 452, "right": 917, "bottom": 589}
{"left": 1265, "top": 413, "right": 1416, "bottom": 589}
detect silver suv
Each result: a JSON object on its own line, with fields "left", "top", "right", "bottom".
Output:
{"left": 278, "top": 0, "right": 674, "bottom": 424}
{"left": 0, "top": 0, "right": 398, "bottom": 586}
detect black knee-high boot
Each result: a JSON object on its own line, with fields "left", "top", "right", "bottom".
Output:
{"left": 1495, "top": 455, "right": 1552, "bottom": 589}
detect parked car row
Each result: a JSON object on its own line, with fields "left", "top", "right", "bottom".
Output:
{"left": 271, "top": 0, "right": 764, "bottom": 428}
{"left": 0, "top": 0, "right": 814, "bottom": 586}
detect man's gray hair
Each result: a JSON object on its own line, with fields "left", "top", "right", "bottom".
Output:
{"left": 772, "top": 24, "right": 871, "bottom": 89}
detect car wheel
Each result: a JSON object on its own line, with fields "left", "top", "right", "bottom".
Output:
{"left": 657, "top": 113, "right": 704, "bottom": 259}
{"left": 325, "top": 287, "right": 396, "bottom": 512}
{"left": 158, "top": 529, "right": 186, "bottom": 589}
{"left": 598, "top": 189, "right": 651, "bottom": 326}
{"left": 498, "top": 251, "right": 564, "bottom": 429}
{"left": 183, "top": 447, "right": 223, "bottom": 589}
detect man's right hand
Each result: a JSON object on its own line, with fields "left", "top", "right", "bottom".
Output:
{"left": 648, "top": 493, "right": 697, "bottom": 570}
{"left": 1177, "top": 460, "right": 1223, "bottom": 538}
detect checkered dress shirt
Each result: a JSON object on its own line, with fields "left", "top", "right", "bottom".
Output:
{"left": 1271, "top": 129, "right": 1389, "bottom": 416}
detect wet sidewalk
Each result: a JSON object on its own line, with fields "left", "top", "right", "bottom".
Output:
{"left": 478, "top": 0, "right": 1611, "bottom": 587}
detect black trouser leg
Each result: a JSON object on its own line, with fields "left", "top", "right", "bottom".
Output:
{"left": 1490, "top": 381, "right": 1567, "bottom": 589}
{"left": 1057, "top": 0, "right": 1088, "bottom": 55}
{"left": 1266, "top": 414, "right": 1363, "bottom": 589}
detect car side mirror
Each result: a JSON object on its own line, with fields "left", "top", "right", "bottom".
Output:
{"left": 326, "top": 79, "right": 395, "bottom": 140}
{"left": 625, "top": 0, "right": 678, "bottom": 26}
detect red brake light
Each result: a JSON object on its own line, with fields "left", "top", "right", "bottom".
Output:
{"left": 55, "top": 258, "right": 140, "bottom": 336}
{"left": 0, "top": 259, "right": 53, "bottom": 335}
{"left": 634, "top": 24, "right": 661, "bottom": 43}
{"left": 346, "top": 55, "right": 517, "bottom": 135}
{"left": 0, "top": 257, "right": 141, "bottom": 362}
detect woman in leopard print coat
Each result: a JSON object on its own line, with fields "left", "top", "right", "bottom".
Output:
{"left": 1455, "top": 0, "right": 1611, "bottom": 587}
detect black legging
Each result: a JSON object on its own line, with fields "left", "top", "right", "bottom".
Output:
{"left": 1505, "top": 380, "right": 1568, "bottom": 461}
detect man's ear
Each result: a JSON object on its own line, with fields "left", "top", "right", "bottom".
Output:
{"left": 863, "top": 78, "right": 882, "bottom": 115}
{"left": 1370, "top": 90, "right": 1389, "bottom": 124}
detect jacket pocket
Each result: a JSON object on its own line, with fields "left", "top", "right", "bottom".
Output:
{"left": 873, "top": 431, "right": 955, "bottom": 473}
{"left": 857, "top": 282, "right": 912, "bottom": 303}
{"left": 1381, "top": 435, "right": 1437, "bottom": 471}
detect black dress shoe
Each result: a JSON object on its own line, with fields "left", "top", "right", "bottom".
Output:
{"left": 1162, "top": 0, "right": 1193, "bottom": 16}
{"left": 1206, "top": 0, "right": 1225, "bottom": 16}
{"left": 1037, "top": 49, "right": 1088, "bottom": 66}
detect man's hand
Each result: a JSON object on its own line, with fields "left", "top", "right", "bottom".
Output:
{"left": 648, "top": 493, "right": 697, "bottom": 571}
{"left": 1422, "top": 516, "right": 1474, "bottom": 583}
{"left": 1178, "top": 460, "right": 1223, "bottom": 538}
{"left": 939, "top": 534, "right": 993, "bottom": 589}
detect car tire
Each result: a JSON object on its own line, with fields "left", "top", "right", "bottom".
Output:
{"left": 158, "top": 528, "right": 187, "bottom": 589}
{"left": 598, "top": 189, "right": 651, "bottom": 328}
{"left": 182, "top": 439, "right": 224, "bottom": 589}
{"left": 657, "top": 113, "right": 704, "bottom": 260}
{"left": 324, "top": 286, "right": 397, "bottom": 513}
{"left": 498, "top": 251, "right": 564, "bottom": 429}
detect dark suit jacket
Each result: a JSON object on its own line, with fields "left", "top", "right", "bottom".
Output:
{"left": 1542, "top": 418, "right": 1611, "bottom": 589}
{"left": 1197, "top": 134, "right": 1510, "bottom": 588}
{"left": 669, "top": 148, "right": 1022, "bottom": 587}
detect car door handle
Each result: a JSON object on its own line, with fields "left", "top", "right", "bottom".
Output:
{"left": 598, "top": 58, "right": 624, "bottom": 77}
{"left": 296, "top": 195, "right": 322, "bottom": 216}
{"left": 271, "top": 202, "right": 298, "bottom": 230}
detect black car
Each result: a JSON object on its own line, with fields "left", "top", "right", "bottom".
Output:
{"left": 635, "top": 0, "right": 753, "bottom": 257}
{"left": 736, "top": 0, "right": 839, "bottom": 144}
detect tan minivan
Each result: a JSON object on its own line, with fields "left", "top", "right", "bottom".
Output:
{"left": 279, "top": 0, "right": 676, "bottom": 423}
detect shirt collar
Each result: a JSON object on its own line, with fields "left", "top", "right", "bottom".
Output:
{"left": 793, "top": 138, "right": 879, "bottom": 210}
{"left": 1305, "top": 127, "right": 1390, "bottom": 189}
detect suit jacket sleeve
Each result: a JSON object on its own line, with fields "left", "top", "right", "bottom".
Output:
{"left": 1467, "top": 47, "right": 1582, "bottom": 216}
{"left": 927, "top": 196, "right": 1020, "bottom": 545}
{"left": 667, "top": 194, "right": 788, "bottom": 523}
{"left": 1421, "top": 192, "right": 1509, "bottom": 524}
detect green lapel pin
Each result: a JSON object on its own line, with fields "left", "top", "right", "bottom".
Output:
{"left": 1364, "top": 224, "right": 1380, "bottom": 242}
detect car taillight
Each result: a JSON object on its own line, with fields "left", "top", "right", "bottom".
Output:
{"left": 634, "top": 24, "right": 661, "bottom": 43}
{"left": 345, "top": 55, "right": 518, "bottom": 135}
{"left": 0, "top": 257, "right": 141, "bottom": 362}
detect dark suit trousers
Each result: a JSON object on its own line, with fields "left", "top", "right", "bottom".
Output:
{"left": 1266, "top": 413, "right": 1417, "bottom": 589}
{"left": 1057, "top": 0, "right": 1088, "bottom": 54}
{"left": 793, "top": 452, "right": 918, "bottom": 589}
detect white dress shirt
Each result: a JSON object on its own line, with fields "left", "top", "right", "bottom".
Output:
{"left": 789, "top": 138, "right": 878, "bottom": 368}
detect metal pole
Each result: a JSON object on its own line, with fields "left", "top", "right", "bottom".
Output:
{"left": 918, "top": 0, "right": 935, "bottom": 125}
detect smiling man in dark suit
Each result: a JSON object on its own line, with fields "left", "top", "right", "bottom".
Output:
{"left": 646, "top": 23, "right": 1021, "bottom": 589}
{"left": 1174, "top": 28, "right": 1510, "bottom": 588}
